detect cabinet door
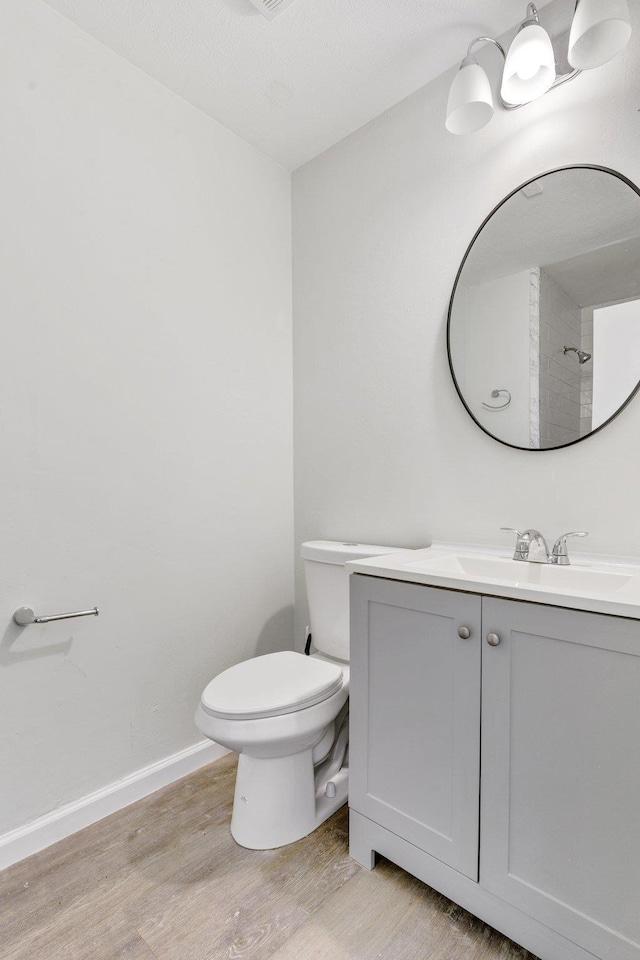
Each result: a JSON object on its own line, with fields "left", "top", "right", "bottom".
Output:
{"left": 481, "top": 597, "right": 640, "bottom": 960}
{"left": 349, "top": 575, "right": 482, "bottom": 880}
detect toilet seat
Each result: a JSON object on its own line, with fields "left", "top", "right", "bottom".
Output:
{"left": 200, "top": 651, "right": 344, "bottom": 721}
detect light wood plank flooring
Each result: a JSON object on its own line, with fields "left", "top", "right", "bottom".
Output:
{"left": 0, "top": 754, "right": 538, "bottom": 959}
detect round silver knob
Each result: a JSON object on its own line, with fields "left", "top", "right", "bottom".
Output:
{"left": 486, "top": 632, "right": 501, "bottom": 647}
{"left": 13, "top": 607, "right": 35, "bottom": 626}
{"left": 457, "top": 626, "right": 471, "bottom": 639}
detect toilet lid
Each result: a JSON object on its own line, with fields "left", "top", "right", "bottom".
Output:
{"left": 200, "top": 651, "right": 344, "bottom": 720}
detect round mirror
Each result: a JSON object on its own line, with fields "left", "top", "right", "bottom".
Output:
{"left": 447, "top": 165, "right": 640, "bottom": 450}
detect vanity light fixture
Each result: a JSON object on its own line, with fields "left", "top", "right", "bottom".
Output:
{"left": 445, "top": 38, "right": 502, "bottom": 135}
{"left": 446, "top": 0, "right": 632, "bottom": 135}
{"left": 501, "top": 3, "right": 556, "bottom": 105}
{"left": 568, "top": 0, "right": 633, "bottom": 67}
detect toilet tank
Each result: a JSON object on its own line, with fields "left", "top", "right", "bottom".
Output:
{"left": 301, "top": 541, "right": 405, "bottom": 661}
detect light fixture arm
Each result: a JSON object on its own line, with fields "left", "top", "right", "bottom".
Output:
{"left": 465, "top": 36, "right": 506, "bottom": 61}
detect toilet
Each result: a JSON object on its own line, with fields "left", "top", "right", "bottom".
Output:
{"left": 194, "top": 540, "right": 403, "bottom": 850}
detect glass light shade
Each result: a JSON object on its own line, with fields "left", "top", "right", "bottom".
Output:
{"left": 568, "top": 0, "right": 631, "bottom": 69}
{"left": 445, "top": 59, "right": 494, "bottom": 135}
{"left": 501, "top": 23, "right": 556, "bottom": 105}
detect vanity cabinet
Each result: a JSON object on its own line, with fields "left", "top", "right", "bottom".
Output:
{"left": 349, "top": 574, "right": 640, "bottom": 960}
{"left": 349, "top": 577, "right": 482, "bottom": 880}
{"left": 481, "top": 597, "right": 640, "bottom": 960}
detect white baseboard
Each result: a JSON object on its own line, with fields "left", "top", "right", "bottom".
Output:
{"left": 0, "top": 740, "right": 228, "bottom": 872}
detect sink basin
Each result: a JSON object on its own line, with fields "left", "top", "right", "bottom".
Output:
{"left": 346, "top": 543, "right": 640, "bottom": 620}
{"left": 407, "top": 553, "right": 634, "bottom": 597}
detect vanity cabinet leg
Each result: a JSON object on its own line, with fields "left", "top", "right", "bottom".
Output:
{"left": 349, "top": 810, "right": 377, "bottom": 870}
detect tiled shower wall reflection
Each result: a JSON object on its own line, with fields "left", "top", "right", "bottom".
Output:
{"left": 580, "top": 309, "right": 594, "bottom": 437}
{"left": 536, "top": 269, "right": 592, "bottom": 449}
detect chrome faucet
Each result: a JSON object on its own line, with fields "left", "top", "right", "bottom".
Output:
{"left": 501, "top": 528, "right": 550, "bottom": 563}
{"left": 551, "top": 531, "right": 589, "bottom": 565}
{"left": 501, "top": 528, "right": 588, "bottom": 565}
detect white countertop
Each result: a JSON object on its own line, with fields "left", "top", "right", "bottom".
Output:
{"left": 346, "top": 541, "right": 640, "bottom": 621}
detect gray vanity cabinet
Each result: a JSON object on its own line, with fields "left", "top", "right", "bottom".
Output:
{"left": 349, "top": 574, "right": 640, "bottom": 960}
{"left": 349, "top": 575, "right": 482, "bottom": 881}
{"left": 481, "top": 597, "right": 640, "bottom": 960}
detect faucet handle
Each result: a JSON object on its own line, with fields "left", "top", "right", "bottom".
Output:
{"left": 501, "top": 527, "right": 526, "bottom": 560}
{"left": 552, "top": 531, "right": 588, "bottom": 565}
{"left": 500, "top": 527, "right": 522, "bottom": 538}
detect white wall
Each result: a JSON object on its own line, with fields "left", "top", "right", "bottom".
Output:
{"left": 292, "top": 0, "right": 640, "bottom": 643}
{"left": 593, "top": 300, "right": 640, "bottom": 428}
{"left": 454, "top": 271, "right": 532, "bottom": 448}
{"left": 0, "top": 0, "right": 293, "bottom": 834}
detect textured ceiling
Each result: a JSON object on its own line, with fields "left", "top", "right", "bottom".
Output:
{"left": 40, "top": 0, "right": 553, "bottom": 170}
{"left": 460, "top": 168, "right": 640, "bottom": 289}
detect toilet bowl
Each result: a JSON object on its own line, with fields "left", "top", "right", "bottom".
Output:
{"left": 196, "top": 651, "right": 350, "bottom": 849}
{"left": 195, "top": 540, "right": 404, "bottom": 850}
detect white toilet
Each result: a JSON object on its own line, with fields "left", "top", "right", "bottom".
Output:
{"left": 194, "top": 540, "right": 403, "bottom": 850}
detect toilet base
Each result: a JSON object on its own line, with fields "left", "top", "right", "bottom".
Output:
{"left": 230, "top": 750, "right": 348, "bottom": 850}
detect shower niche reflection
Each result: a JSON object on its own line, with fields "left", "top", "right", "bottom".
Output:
{"left": 447, "top": 166, "right": 640, "bottom": 450}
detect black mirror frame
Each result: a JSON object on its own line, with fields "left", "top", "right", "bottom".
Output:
{"left": 446, "top": 164, "right": 640, "bottom": 451}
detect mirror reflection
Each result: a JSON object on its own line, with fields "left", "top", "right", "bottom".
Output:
{"left": 448, "top": 166, "right": 640, "bottom": 449}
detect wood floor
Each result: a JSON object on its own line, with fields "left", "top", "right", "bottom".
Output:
{"left": 0, "top": 754, "right": 538, "bottom": 959}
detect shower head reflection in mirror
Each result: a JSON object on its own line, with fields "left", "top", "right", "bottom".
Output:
{"left": 563, "top": 346, "right": 592, "bottom": 364}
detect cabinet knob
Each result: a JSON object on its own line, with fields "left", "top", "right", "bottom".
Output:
{"left": 457, "top": 626, "right": 471, "bottom": 639}
{"left": 486, "top": 632, "right": 501, "bottom": 647}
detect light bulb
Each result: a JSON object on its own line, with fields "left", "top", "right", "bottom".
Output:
{"left": 516, "top": 52, "right": 541, "bottom": 80}
{"left": 501, "top": 22, "right": 556, "bottom": 105}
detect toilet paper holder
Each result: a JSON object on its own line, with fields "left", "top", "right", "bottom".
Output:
{"left": 13, "top": 606, "right": 99, "bottom": 626}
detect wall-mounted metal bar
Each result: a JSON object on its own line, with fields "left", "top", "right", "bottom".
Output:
{"left": 13, "top": 606, "right": 99, "bottom": 626}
